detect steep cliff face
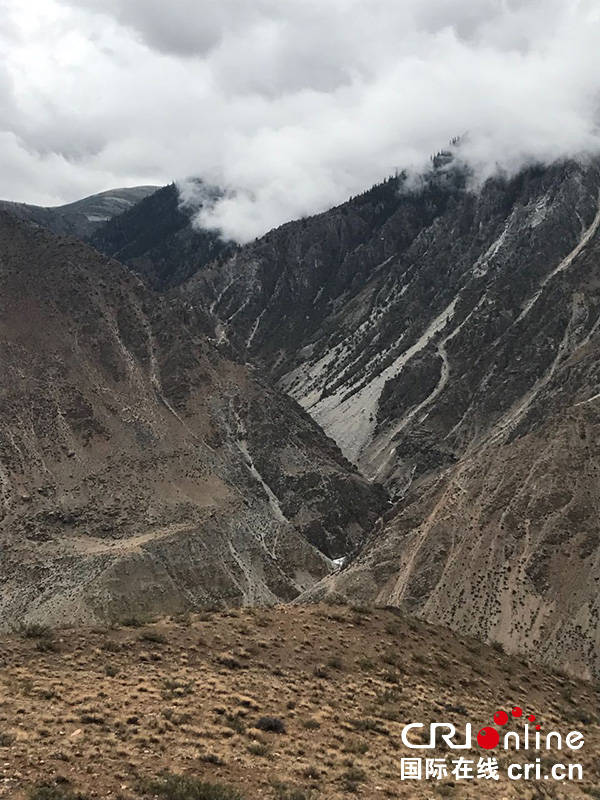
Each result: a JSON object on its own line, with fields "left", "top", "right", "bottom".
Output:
{"left": 183, "top": 155, "right": 600, "bottom": 676}
{"left": 296, "top": 172, "right": 600, "bottom": 677}
{"left": 0, "top": 213, "right": 385, "bottom": 629}
{"left": 189, "top": 158, "right": 600, "bottom": 491}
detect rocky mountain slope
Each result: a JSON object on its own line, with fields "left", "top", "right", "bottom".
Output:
{"left": 0, "top": 213, "right": 384, "bottom": 630}
{"left": 180, "top": 154, "right": 600, "bottom": 678}
{"left": 189, "top": 158, "right": 600, "bottom": 482}
{"left": 91, "top": 183, "right": 235, "bottom": 289}
{"left": 10, "top": 151, "right": 600, "bottom": 678}
{"left": 0, "top": 185, "right": 159, "bottom": 239}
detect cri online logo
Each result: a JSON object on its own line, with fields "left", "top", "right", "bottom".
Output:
{"left": 478, "top": 706, "right": 537, "bottom": 749}
{"left": 401, "top": 705, "right": 585, "bottom": 752}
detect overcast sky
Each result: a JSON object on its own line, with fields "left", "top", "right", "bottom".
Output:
{"left": 1, "top": 0, "right": 599, "bottom": 242}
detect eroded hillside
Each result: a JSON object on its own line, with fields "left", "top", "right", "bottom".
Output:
{"left": 180, "top": 155, "right": 600, "bottom": 678}
{"left": 0, "top": 213, "right": 384, "bottom": 629}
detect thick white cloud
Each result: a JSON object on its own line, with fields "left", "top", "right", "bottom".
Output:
{"left": 1, "top": 0, "right": 599, "bottom": 240}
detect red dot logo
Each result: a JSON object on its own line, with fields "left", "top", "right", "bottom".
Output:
{"left": 477, "top": 726, "right": 500, "bottom": 750}
{"left": 511, "top": 706, "right": 523, "bottom": 718}
{"left": 493, "top": 710, "right": 509, "bottom": 726}
{"left": 528, "top": 714, "right": 536, "bottom": 722}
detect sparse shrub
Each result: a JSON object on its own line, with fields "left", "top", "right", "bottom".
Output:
{"left": 376, "top": 687, "right": 402, "bottom": 705}
{"left": 312, "top": 665, "right": 328, "bottom": 679}
{"left": 270, "top": 781, "right": 316, "bottom": 800}
{"left": 104, "top": 664, "right": 118, "bottom": 677}
{"left": 434, "top": 784, "right": 456, "bottom": 797}
{"left": 0, "top": 732, "right": 16, "bottom": 747}
{"left": 381, "top": 669, "right": 401, "bottom": 684}
{"left": 445, "top": 704, "right": 468, "bottom": 717}
{"left": 79, "top": 712, "right": 104, "bottom": 725}
{"left": 349, "top": 717, "right": 384, "bottom": 734}
{"left": 247, "top": 742, "right": 270, "bottom": 756}
{"left": 350, "top": 605, "right": 372, "bottom": 616}
{"left": 137, "top": 774, "right": 243, "bottom": 800}
{"left": 255, "top": 716, "right": 286, "bottom": 734}
{"left": 381, "top": 650, "right": 401, "bottom": 667}
{"left": 326, "top": 655, "right": 344, "bottom": 670}
{"left": 301, "top": 766, "right": 320, "bottom": 781}
{"left": 357, "top": 657, "right": 374, "bottom": 671}
{"left": 28, "top": 785, "right": 88, "bottom": 800}
{"left": 569, "top": 707, "right": 596, "bottom": 726}
{"left": 301, "top": 718, "right": 320, "bottom": 730}
{"left": 100, "top": 639, "right": 122, "bottom": 653}
{"left": 35, "top": 637, "right": 59, "bottom": 653}
{"left": 121, "top": 617, "right": 146, "bottom": 628}
{"left": 200, "top": 753, "right": 224, "bottom": 766}
{"left": 562, "top": 688, "right": 574, "bottom": 705}
{"left": 139, "top": 630, "right": 167, "bottom": 644}
{"left": 162, "top": 679, "right": 194, "bottom": 699}
{"left": 344, "top": 738, "right": 368, "bottom": 755}
{"left": 224, "top": 715, "right": 245, "bottom": 734}
{"left": 217, "top": 654, "right": 242, "bottom": 670}
{"left": 17, "top": 677, "right": 34, "bottom": 695}
{"left": 39, "top": 689, "right": 59, "bottom": 701}
{"left": 583, "top": 788, "right": 600, "bottom": 799}
{"left": 341, "top": 767, "right": 366, "bottom": 792}
{"left": 21, "top": 623, "right": 52, "bottom": 639}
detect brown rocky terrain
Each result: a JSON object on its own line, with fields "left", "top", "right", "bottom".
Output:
{"left": 0, "top": 212, "right": 384, "bottom": 629}
{"left": 1, "top": 604, "right": 598, "bottom": 800}
{"left": 303, "top": 405, "right": 600, "bottom": 679}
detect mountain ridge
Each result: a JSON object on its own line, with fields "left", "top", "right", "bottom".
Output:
{"left": 0, "top": 185, "right": 159, "bottom": 239}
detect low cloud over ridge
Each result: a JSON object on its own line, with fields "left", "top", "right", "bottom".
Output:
{"left": 2, "top": 0, "right": 600, "bottom": 241}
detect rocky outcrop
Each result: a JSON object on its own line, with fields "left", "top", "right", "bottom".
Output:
{"left": 0, "top": 213, "right": 385, "bottom": 629}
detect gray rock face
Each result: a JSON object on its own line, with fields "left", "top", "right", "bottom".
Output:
{"left": 184, "top": 155, "right": 600, "bottom": 676}
{"left": 0, "top": 213, "right": 385, "bottom": 629}
{"left": 189, "top": 159, "right": 600, "bottom": 486}
{"left": 0, "top": 186, "right": 159, "bottom": 239}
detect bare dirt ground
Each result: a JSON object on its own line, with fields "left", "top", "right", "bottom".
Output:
{"left": 0, "top": 604, "right": 598, "bottom": 799}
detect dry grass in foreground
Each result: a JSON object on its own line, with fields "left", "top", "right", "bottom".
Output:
{"left": 0, "top": 604, "right": 598, "bottom": 799}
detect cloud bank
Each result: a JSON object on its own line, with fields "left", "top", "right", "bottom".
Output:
{"left": 1, "top": 0, "right": 599, "bottom": 241}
